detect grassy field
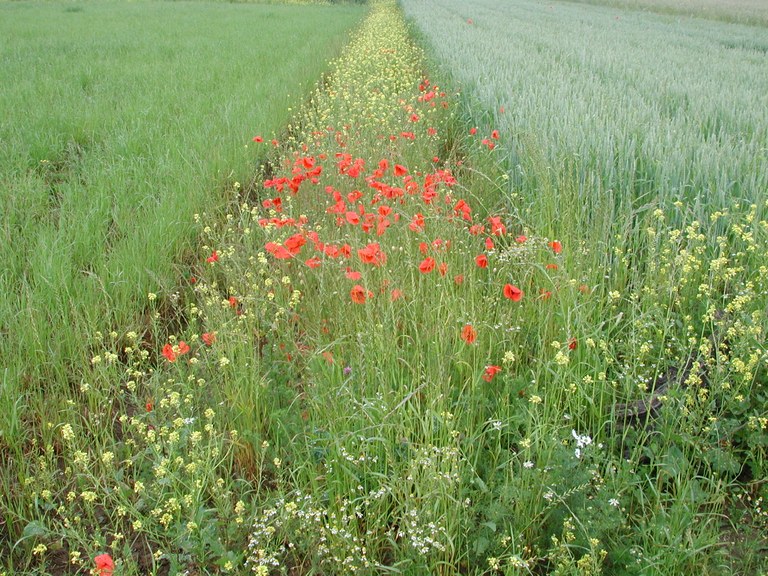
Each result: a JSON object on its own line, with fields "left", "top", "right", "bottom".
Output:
{"left": 401, "top": 0, "right": 768, "bottom": 222}
{"left": 0, "top": 0, "right": 363, "bottom": 387}
{"left": 399, "top": 0, "right": 768, "bottom": 572}
{"left": 563, "top": 0, "right": 768, "bottom": 26}
{"left": 0, "top": 1, "right": 366, "bottom": 572}
{"left": 3, "top": 0, "right": 767, "bottom": 573}
{"left": 400, "top": 0, "right": 768, "bottom": 299}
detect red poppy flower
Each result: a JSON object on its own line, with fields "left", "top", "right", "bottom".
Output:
{"left": 345, "top": 267, "right": 362, "bottom": 281}
{"left": 394, "top": 164, "right": 408, "bottom": 177}
{"left": 409, "top": 213, "right": 425, "bottom": 232}
{"left": 305, "top": 257, "right": 322, "bottom": 269}
{"left": 350, "top": 284, "right": 371, "bottom": 304}
{"left": 485, "top": 237, "right": 495, "bottom": 251}
{"left": 454, "top": 199, "right": 472, "bottom": 221}
{"left": 145, "top": 401, "right": 153, "bottom": 412}
{"left": 177, "top": 341, "right": 190, "bottom": 355}
{"left": 346, "top": 211, "right": 360, "bottom": 225}
{"left": 376, "top": 217, "right": 391, "bottom": 237}
{"left": 549, "top": 240, "right": 563, "bottom": 254}
{"left": 252, "top": 136, "right": 263, "bottom": 143}
{"left": 482, "top": 365, "right": 502, "bottom": 382}
{"left": 266, "top": 196, "right": 283, "bottom": 212}
{"left": 503, "top": 284, "right": 523, "bottom": 302}
{"left": 461, "top": 324, "right": 477, "bottom": 344}
{"left": 545, "top": 263, "right": 558, "bottom": 270}
{"left": 469, "top": 127, "right": 477, "bottom": 135}
{"left": 432, "top": 238, "right": 446, "bottom": 250}
{"left": 438, "top": 262, "right": 448, "bottom": 276}
{"left": 419, "top": 257, "right": 436, "bottom": 274}
{"left": 475, "top": 254, "right": 488, "bottom": 268}
{"left": 94, "top": 553, "right": 114, "bottom": 576}
{"left": 228, "top": 296, "right": 238, "bottom": 308}
{"left": 391, "top": 289, "right": 403, "bottom": 301}
{"left": 488, "top": 216, "right": 506, "bottom": 236}
{"left": 515, "top": 235, "right": 527, "bottom": 243}
{"left": 358, "top": 242, "right": 386, "bottom": 266}
{"left": 301, "top": 156, "right": 315, "bottom": 169}
{"left": 491, "top": 130, "right": 500, "bottom": 140}
{"left": 265, "top": 242, "right": 292, "bottom": 259}
{"left": 568, "top": 338, "right": 578, "bottom": 350}
{"left": 202, "top": 332, "right": 216, "bottom": 346}
{"left": 206, "top": 250, "right": 219, "bottom": 263}
{"left": 454, "top": 274, "right": 464, "bottom": 285}
{"left": 162, "top": 344, "right": 176, "bottom": 362}
{"left": 284, "top": 233, "right": 306, "bottom": 255}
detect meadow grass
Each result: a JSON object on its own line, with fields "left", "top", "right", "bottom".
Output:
{"left": 4, "top": 0, "right": 767, "bottom": 573}
{"left": 399, "top": 0, "right": 768, "bottom": 572}
{"left": 154, "top": 0, "right": 768, "bottom": 571}
{"left": 0, "top": 1, "right": 367, "bottom": 572}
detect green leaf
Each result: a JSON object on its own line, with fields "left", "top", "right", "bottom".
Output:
{"left": 473, "top": 475, "right": 489, "bottom": 493}
{"left": 21, "top": 520, "right": 48, "bottom": 540}
{"left": 474, "top": 536, "right": 490, "bottom": 555}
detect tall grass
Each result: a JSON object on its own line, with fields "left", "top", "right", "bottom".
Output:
{"left": 0, "top": 1, "right": 366, "bottom": 570}
{"left": 4, "top": 0, "right": 767, "bottom": 573}
{"left": 399, "top": 0, "right": 768, "bottom": 572}
{"left": 0, "top": 1, "right": 364, "bottom": 442}
{"left": 401, "top": 0, "right": 768, "bottom": 226}
{"left": 400, "top": 0, "right": 768, "bottom": 317}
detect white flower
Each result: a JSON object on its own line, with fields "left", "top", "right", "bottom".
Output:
{"left": 572, "top": 429, "right": 592, "bottom": 458}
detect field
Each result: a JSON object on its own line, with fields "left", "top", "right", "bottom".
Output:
{"left": 0, "top": 0, "right": 363, "bottom": 398}
{"left": 400, "top": 0, "right": 768, "bottom": 572}
{"left": 2, "top": 0, "right": 767, "bottom": 574}
{"left": 0, "top": 1, "right": 366, "bottom": 572}
{"left": 564, "top": 0, "right": 768, "bottom": 26}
